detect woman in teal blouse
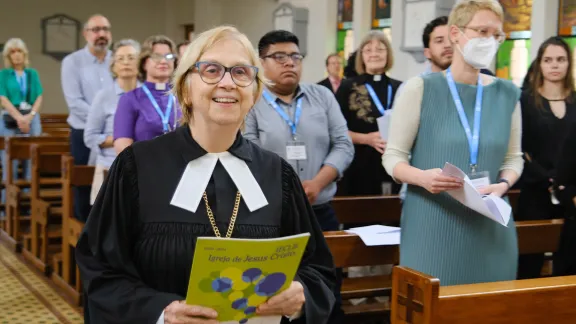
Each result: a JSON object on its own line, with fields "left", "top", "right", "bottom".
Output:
{"left": 0, "top": 38, "right": 43, "bottom": 203}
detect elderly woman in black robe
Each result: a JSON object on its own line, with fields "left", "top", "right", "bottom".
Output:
{"left": 75, "top": 25, "right": 336, "bottom": 324}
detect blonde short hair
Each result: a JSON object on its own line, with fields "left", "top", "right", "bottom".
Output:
{"left": 3, "top": 38, "right": 30, "bottom": 68}
{"left": 448, "top": 0, "right": 504, "bottom": 30}
{"left": 171, "top": 26, "right": 267, "bottom": 125}
{"left": 355, "top": 31, "right": 394, "bottom": 74}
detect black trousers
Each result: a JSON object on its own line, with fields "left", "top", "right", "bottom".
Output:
{"left": 69, "top": 128, "right": 92, "bottom": 222}
{"left": 312, "top": 203, "right": 344, "bottom": 323}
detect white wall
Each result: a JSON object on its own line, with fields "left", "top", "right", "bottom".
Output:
{"left": 219, "top": 0, "right": 277, "bottom": 47}
{"left": 388, "top": 0, "right": 427, "bottom": 81}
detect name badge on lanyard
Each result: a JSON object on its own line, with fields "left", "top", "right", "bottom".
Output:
{"left": 365, "top": 83, "right": 392, "bottom": 116}
{"left": 446, "top": 67, "right": 489, "bottom": 189}
{"left": 17, "top": 72, "right": 28, "bottom": 105}
{"left": 262, "top": 90, "right": 307, "bottom": 160}
{"left": 142, "top": 84, "right": 175, "bottom": 133}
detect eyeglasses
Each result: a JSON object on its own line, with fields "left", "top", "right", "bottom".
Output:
{"left": 150, "top": 53, "right": 176, "bottom": 62}
{"left": 262, "top": 52, "right": 304, "bottom": 64}
{"left": 86, "top": 26, "right": 111, "bottom": 33}
{"left": 192, "top": 61, "right": 258, "bottom": 87}
{"left": 461, "top": 26, "right": 506, "bottom": 44}
{"left": 115, "top": 55, "right": 137, "bottom": 63}
{"left": 362, "top": 48, "right": 387, "bottom": 55}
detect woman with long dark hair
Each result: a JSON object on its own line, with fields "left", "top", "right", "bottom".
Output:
{"left": 516, "top": 36, "right": 576, "bottom": 279}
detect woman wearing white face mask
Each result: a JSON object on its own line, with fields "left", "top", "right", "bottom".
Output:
{"left": 382, "top": 0, "right": 523, "bottom": 285}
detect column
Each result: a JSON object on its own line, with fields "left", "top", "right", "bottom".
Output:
{"left": 530, "top": 0, "right": 560, "bottom": 60}
{"left": 352, "top": 0, "right": 373, "bottom": 48}
{"left": 301, "top": 0, "right": 338, "bottom": 82}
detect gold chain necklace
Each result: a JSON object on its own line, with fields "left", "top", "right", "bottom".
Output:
{"left": 202, "top": 191, "right": 241, "bottom": 238}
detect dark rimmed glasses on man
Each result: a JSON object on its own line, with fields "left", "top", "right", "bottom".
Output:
{"left": 192, "top": 61, "right": 258, "bottom": 87}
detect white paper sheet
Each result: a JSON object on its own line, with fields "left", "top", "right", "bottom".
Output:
{"left": 345, "top": 225, "right": 401, "bottom": 246}
{"left": 441, "top": 163, "right": 511, "bottom": 226}
{"left": 376, "top": 112, "right": 392, "bottom": 141}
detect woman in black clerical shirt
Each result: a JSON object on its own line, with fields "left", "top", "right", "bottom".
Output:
{"left": 517, "top": 37, "right": 576, "bottom": 279}
{"left": 335, "top": 31, "right": 402, "bottom": 196}
{"left": 76, "top": 26, "right": 336, "bottom": 324}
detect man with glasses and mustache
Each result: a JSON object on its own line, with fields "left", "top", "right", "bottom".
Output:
{"left": 61, "top": 14, "right": 114, "bottom": 222}
{"left": 244, "top": 30, "right": 353, "bottom": 323}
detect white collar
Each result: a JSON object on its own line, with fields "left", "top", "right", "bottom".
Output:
{"left": 170, "top": 151, "right": 268, "bottom": 213}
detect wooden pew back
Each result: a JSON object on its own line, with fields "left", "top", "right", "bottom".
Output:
{"left": 30, "top": 143, "right": 70, "bottom": 197}
{"left": 391, "top": 266, "right": 576, "bottom": 324}
{"left": 332, "top": 195, "right": 402, "bottom": 225}
{"left": 61, "top": 155, "right": 94, "bottom": 224}
{"left": 55, "top": 155, "right": 92, "bottom": 305}
{"left": 5, "top": 136, "right": 69, "bottom": 185}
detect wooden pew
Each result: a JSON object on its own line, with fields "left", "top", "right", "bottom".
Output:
{"left": 332, "top": 191, "right": 520, "bottom": 226}
{"left": 332, "top": 195, "right": 402, "bottom": 225}
{"left": 391, "top": 266, "right": 576, "bottom": 324}
{"left": 22, "top": 143, "right": 69, "bottom": 274}
{"left": 324, "top": 219, "right": 565, "bottom": 320}
{"left": 1, "top": 136, "right": 68, "bottom": 250}
{"left": 40, "top": 114, "right": 70, "bottom": 137}
{"left": 51, "top": 155, "right": 93, "bottom": 306}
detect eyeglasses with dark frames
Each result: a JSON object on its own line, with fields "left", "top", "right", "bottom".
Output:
{"left": 261, "top": 52, "right": 304, "bottom": 64}
{"left": 191, "top": 61, "right": 259, "bottom": 87}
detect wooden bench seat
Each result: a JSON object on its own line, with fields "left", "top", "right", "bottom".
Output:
{"left": 341, "top": 275, "right": 392, "bottom": 299}
{"left": 391, "top": 266, "right": 576, "bottom": 324}
{"left": 342, "top": 300, "right": 389, "bottom": 316}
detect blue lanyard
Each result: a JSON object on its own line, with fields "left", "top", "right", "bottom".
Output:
{"left": 16, "top": 72, "right": 27, "bottom": 98}
{"left": 142, "top": 84, "right": 175, "bottom": 133}
{"left": 446, "top": 67, "right": 483, "bottom": 172}
{"left": 262, "top": 90, "right": 303, "bottom": 139}
{"left": 365, "top": 83, "right": 392, "bottom": 115}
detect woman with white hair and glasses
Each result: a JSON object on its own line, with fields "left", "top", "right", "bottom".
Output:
{"left": 0, "top": 38, "right": 43, "bottom": 203}
{"left": 383, "top": 0, "right": 524, "bottom": 285}
{"left": 76, "top": 26, "right": 336, "bottom": 324}
{"left": 84, "top": 39, "right": 141, "bottom": 205}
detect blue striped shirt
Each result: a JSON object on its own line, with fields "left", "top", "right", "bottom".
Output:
{"left": 61, "top": 46, "right": 113, "bottom": 129}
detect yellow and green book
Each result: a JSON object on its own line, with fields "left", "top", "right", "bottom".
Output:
{"left": 185, "top": 233, "right": 310, "bottom": 324}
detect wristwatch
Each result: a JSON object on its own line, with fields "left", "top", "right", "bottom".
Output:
{"left": 498, "top": 178, "right": 510, "bottom": 189}
{"left": 30, "top": 111, "right": 36, "bottom": 116}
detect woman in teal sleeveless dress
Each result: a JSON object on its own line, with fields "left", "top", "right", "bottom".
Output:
{"left": 382, "top": 1, "right": 524, "bottom": 285}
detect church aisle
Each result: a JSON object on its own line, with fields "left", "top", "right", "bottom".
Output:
{"left": 0, "top": 244, "right": 83, "bottom": 324}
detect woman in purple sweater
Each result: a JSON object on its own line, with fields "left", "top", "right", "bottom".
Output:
{"left": 113, "top": 35, "right": 182, "bottom": 154}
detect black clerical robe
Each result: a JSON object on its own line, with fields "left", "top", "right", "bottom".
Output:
{"left": 75, "top": 126, "right": 337, "bottom": 323}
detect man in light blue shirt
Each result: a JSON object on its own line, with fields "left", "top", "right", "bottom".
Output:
{"left": 61, "top": 14, "right": 114, "bottom": 167}
{"left": 61, "top": 14, "right": 113, "bottom": 224}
